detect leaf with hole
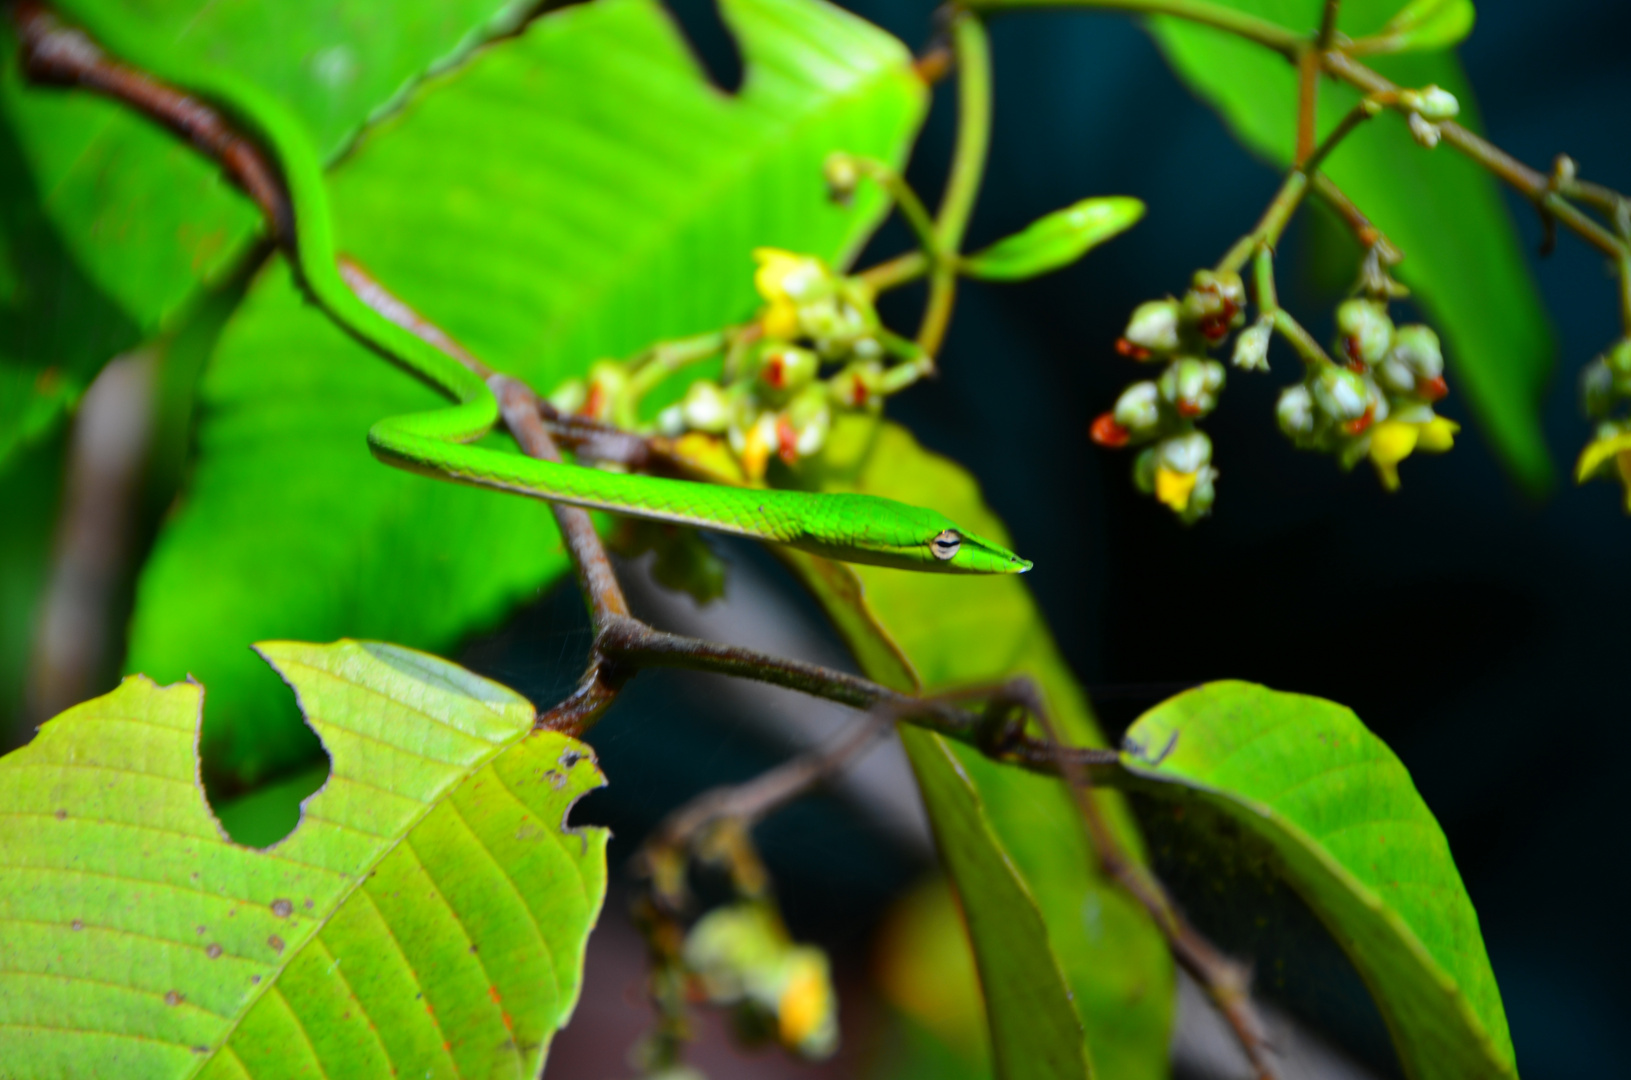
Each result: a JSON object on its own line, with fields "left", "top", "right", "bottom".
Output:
{"left": 125, "top": 0, "right": 928, "bottom": 785}
{"left": 0, "top": 638, "right": 608, "bottom": 1078}
{"left": 1121, "top": 680, "right": 1516, "bottom": 1080}
{"left": 962, "top": 196, "right": 1145, "bottom": 281}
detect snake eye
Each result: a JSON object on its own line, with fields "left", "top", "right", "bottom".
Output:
{"left": 930, "top": 529, "right": 961, "bottom": 561}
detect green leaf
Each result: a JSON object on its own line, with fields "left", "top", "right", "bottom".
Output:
{"left": 0, "top": 638, "right": 608, "bottom": 1077}
{"left": 1121, "top": 680, "right": 1516, "bottom": 1080}
{"left": 783, "top": 421, "right": 1174, "bottom": 1079}
{"left": 126, "top": 0, "right": 927, "bottom": 784}
{"left": 1359, "top": 0, "right": 1478, "bottom": 55}
{"left": 912, "top": 738, "right": 1092, "bottom": 1080}
{"left": 0, "top": 94, "right": 141, "bottom": 465}
{"left": 0, "top": 0, "right": 538, "bottom": 466}
{"left": 1148, "top": 0, "right": 1555, "bottom": 493}
{"left": 962, "top": 197, "right": 1145, "bottom": 281}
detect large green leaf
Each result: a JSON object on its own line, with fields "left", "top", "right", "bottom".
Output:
{"left": 912, "top": 736, "right": 1093, "bottom": 1080}
{"left": 784, "top": 422, "right": 1174, "bottom": 1079}
{"left": 126, "top": 0, "right": 927, "bottom": 785}
{"left": 1148, "top": 0, "right": 1555, "bottom": 492}
{"left": 0, "top": 638, "right": 608, "bottom": 1077}
{"left": 1121, "top": 680, "right": 1515, "bottom": 1080}
{"left": 0, "top": 0, "right": 538, "bottom": 466}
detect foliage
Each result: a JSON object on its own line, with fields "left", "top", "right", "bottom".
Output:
{"left": 0, "top": 639, "right": 607, "bottom": 1077}
{"left": 9, "top": 0, "right": 1626, "bottom": 1074}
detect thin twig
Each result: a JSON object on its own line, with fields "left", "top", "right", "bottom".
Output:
{"left": 593, "top": 613, "right": 1122, "bottom": 778}
{"left": 1003, "top": 679, "right": 1278, "bottom": 1080}
{"left": 11, "top": 1, "right": 290, "bottom": 237}
{"left": 918, "top": 10, "right": 992, "bottom": 357}
{"left": 490, "top": 376, "right": 631, "bottom": 630}
{"left": 1321, "top": 50, "right": 1627, "bottom": 260}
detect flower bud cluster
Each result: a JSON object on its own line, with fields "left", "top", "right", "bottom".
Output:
{"left": 682, "top": 902, "right": 838, "bottom": 1060}
{"left": 1575, "top": 338, "right": 1631, "bottom": 508}
{"left": 1275, "top": 298, "right": 1457, "bottom": 490}
{"left": 1092, "top": 270, "right": 1246, "bottom": 523}
{"left": 552, "top": 248, "right": 929, "bottom": 482}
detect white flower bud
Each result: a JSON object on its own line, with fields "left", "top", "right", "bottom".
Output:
{"left": 1157, "top": 430, "right": 1213, "bottom": 474}
{"left": 1113, "top": 381, "right": 1162, "bottom": 433}
{"left": 1336, "top": 299, "right": 1394, "bottom": 366}
{"left": 1313, "top": 368, "right": 1372, "bottom": 422}
{"left": 681, "top": 380, "right": 731, "bottom": 433}
{"left": 656, "top": 403, "right": 686, "bottom": 436}
{"left": 1276, "top": 384, "right": 1315, "bottom": 438}
{"left": 1409, "top": 85, "right": 1460, "bottom": 122}
{"left": 1232, "top": 320, "right": 1272, "bottom": 372}
{"left": 823, "top": 153, "right": 859, "bottom": 203}
{"left": 1582, "top": 358, "right": 1615, "bottom": 418}
{"left": 1389, "top": 325, "right": 1444, "bottom": 379}
{"left": 1123, "top": 300, "right": 1181, "bottom": 355}
{"left": 1180, "top": 466, "right": 1218, "bottom": 523}
{"left": 1158, "top": 358, "right": 1225, "bottom": 418}
{"left": 1408, "top": 112, "right": 1442, "bottom": 149}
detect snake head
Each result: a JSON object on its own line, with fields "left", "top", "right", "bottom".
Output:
{"left": 926, "top": 525, "right": 1033, "bottom": 574}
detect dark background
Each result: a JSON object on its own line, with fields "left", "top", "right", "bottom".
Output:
{"left": 521, "top": 1, "right": 1630, "bottom": 1077}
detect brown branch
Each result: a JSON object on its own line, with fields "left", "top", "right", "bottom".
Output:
{"left": 490, "top": 376, "right": 630, "bottom": 630}
{"left": 12, "top": 1, "right": 290, "bottom": 238}
{"left": 1321, "top": 49, "right": 1627, "bottom": 261}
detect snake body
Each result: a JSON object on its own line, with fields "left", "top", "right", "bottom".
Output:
{"left": 50, "top": 2, "right": 1031, "bottom": 575}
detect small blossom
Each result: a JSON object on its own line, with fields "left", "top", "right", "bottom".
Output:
{"left": 1119, "top": 299, "right": 1180, "bottom": 358}
{"left": 1367, "top": 415, "right": 1459, "bottom": 491}
{"left": 1574, "top": 426, "right": 1631, "bottom": 512}
{"left": 1232, "top": 320, "right": 1272, "bottom": 372}
{"left": 1336, "top": 299, "right": 1394, "bottom": 367}
{"left": 1113, "top": 380, "right": 1162, "bottom": 435}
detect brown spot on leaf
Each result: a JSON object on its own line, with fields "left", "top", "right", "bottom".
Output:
{"left": 251, "top": 975, "right": 261, "bottom": 984}
{"left": 303, "top": 898, "right": 313, "bottom": 909}
{"left": 270, "top": 898, "right": 292, "bottom": 918}
{"left": 206, "top": 944, "right": 222, "bottom": 959}
{"left": 267, "top": 935, "right": 284, "bottom": 954}
{"left": 70, "top": 919, "right": 84, "bottom": 931}
{"left": 54, "top": 809, "right": 66, "bottom": 820}
{"left": 196, "top": 925, "right": 206, "bottom": 935}
{"left": 165, "top": 991, "right": 184, "bottom": 1007}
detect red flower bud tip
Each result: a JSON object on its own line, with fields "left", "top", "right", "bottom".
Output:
{"left": 582, "top": 383, "right": 605, "bottom": 418}
{"left": 1418, "top": 375, "right": 1448, "bottom": 401}
{"left": 1090, "top": 412, "right": 1130, "bottom": 448}
{"left": 1199, "top": 314, "right": 1231, "bottom": 342}
{"left": 1346, "top": 359, "right": 1368, "bottom": 374}
{"left": 1343, "top": 335, "right": 1362, "bottom": 365}
{"left": 1343, "top": 406, "right": 1376, "bottom": 436}
{"left": 851, "top": 376, "right": 869, "bottom": 406}
{"left": 763, "top": 353, "right": 786, "bottom": 390}
{"left": 1176, "top": 400, "right": 1203, "bottom": 418}
{"left": 1115, "top": 337, "right": 1151, "bottom": 360}
{"left": 776, "top": 416, "right": 799, "bottom": 464}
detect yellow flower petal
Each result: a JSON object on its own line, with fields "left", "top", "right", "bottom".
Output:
{"left": 1574, "top": 431, "right": 1631, "bottom": 483}
{"left": 762, "top": 299, "right": 800, "bottom": 340}
{"left": 1368, "top": 420, "right": 1420, "bottom": 467}
{"left": 1367, "top": 420, "right": 1421, "bottom": 492}
{"left": 1416, "top": 416, "right": 1460, "bottom": 453}
{"left": 777, "top": 956, "right": 833, "bottom": 1052}
{"left": 753, "top": 248, "right": 800, "bottom": 302}
{"left": 1154, "top": 466, "right": 1198, "bottom": 511}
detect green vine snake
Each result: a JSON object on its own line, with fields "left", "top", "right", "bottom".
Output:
{"left": 39, "top": 1, "right": 1031, "bottom": 575}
